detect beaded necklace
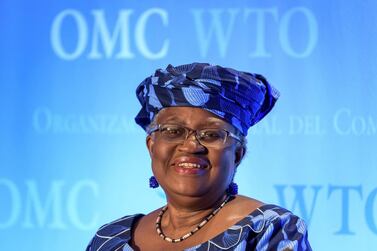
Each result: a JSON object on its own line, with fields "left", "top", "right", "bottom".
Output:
{"left": 155, "top": 195, "right": 231, "bottom": 243}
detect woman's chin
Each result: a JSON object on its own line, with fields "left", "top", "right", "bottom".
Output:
{"left": 166, "top": 183, "right": 209, "bottom": 198}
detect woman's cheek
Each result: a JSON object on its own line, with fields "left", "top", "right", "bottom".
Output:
{"left": 152, "top": 143, "right": 175, "bottom": 170}
{"left": 216, "top": 149, "right": 235, "bottom": 168}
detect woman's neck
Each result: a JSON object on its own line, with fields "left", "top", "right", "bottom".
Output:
{"left": 161, "top": 193, "right": 228, "bottom": 234}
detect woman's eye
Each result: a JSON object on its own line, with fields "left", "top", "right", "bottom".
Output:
{"left": 162, "top": 127, "right": 184, "bottom": 137}
{"left": 205, "top": 132, "right": 218, "bottom": 137}
{"left": 202, "top": 131, "right": 222, "bottom": 140}
{"left": 167, "top": 129, "right": 180, "bottom": 134}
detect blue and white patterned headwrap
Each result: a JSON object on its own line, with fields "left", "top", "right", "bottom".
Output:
{"left": 135, "top": 63, "right": 279, "bottom": 136}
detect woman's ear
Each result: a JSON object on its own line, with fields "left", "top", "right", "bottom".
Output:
{"left": 146, "top": 135, "right": 154, "bottom": 157}
{"left": 234, "top": 145, "right": 245, "bottom": 167}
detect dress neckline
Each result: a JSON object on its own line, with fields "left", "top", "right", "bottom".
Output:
{"left": 121, "top": 204, "right": 282, "bottom": 250}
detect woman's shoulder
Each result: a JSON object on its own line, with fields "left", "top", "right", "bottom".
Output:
{"left": 251, "top": 203, "right": 302, "bottom": 223}
{"left": 86, "top": 213, "right": 144, "bottom": 251}
{"left": 241, "top": 203, "right": 311, "bottom": 250}
{"left": 221, "top": 196, "right": 312, "bottom": 250}
{"left": 232, "top": 195, "right": 305, "bottom": 225}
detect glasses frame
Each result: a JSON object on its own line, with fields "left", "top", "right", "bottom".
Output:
{"left": 147, "top": 123, "right": 242, "bottom": 148}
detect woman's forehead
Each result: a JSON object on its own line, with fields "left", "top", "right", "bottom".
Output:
{"left": 156, "top": 107, "right": 227, "bottom": 126}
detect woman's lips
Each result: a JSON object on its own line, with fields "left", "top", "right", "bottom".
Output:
{"left": 171, "top": 156, "right": 209, "bottom": 175}
{"left": 173, "top": 165, "right": 207, "bottom": 175}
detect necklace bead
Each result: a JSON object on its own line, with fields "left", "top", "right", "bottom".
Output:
{"left": 155, "top": 195, "right": 231, "bottom": 243}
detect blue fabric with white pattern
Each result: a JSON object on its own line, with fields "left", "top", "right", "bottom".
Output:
{"left": 135, "top": 63, "right": 280, "bottom": 136}
{"left": 86, "top": 204, "right": 312, "bottom": 251}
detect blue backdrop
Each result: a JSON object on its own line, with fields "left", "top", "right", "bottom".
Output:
{"left": 1, "top": 1, "right": 376, "bottom": 250}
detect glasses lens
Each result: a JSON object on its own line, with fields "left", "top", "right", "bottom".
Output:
{"left": 197, "top": 129, "right": 227, "bottom": 146}
{"left": 157, "top": 124, "right": 230, "bottom": 147}
{"left": 159, "top": 125, "right": 186, "bottom": 141}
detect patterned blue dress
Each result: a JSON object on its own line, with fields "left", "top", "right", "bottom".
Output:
{"left": 86, "top": 204, "right": 312, "bottom": 251}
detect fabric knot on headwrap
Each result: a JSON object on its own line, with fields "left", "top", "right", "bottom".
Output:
{"left": 135, "top": 63, "right": 279, "bottom": 136}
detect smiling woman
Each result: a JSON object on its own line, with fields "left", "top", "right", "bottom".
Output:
{"left": 86, "top": 63, "right": 312, "bottom": 251}
{"left": 147, "top": 107, "right": 242, "bottom": 201}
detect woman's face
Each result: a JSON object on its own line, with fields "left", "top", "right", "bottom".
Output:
{"left": 146, "top": 107, "right": 244, "bottom": 200}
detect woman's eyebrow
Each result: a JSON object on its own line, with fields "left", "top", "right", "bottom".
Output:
{"left": 203, "top": 121, "right": 222, "bottom": 126}
{"left": 204, "top": 118, "right": 226, "bottom": 125}
{"left": 160, "top": 117, "right": 185, "bottom": 123}
{"left": 159, "top": 116, "right": 227, "bottom": 127}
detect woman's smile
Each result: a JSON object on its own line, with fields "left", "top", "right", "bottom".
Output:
{"left": 171, "top": 156, "right": 210, "bottom": 175}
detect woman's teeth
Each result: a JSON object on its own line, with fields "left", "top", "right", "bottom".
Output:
{"left": 177, "top": 163, "right": 204, "bottom": 169}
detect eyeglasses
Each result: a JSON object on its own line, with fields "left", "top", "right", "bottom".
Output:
{"left": 148, "top": 124, "right": 242, "bottom": 148}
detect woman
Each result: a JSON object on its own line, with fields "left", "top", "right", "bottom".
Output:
{"left": 86, "top": 63, "right": 312, "bottom": 251}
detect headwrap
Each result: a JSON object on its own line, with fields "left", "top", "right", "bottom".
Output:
{"left": 135, "top": 63, "right": 279, "bottom": 136}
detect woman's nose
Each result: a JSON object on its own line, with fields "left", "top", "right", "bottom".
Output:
{"left": 177, "top": 134, "right": 207, "bottom": 153}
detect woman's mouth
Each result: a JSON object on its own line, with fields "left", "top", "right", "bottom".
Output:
{"left": 172, "top": 157, "right": 209, "bottom": 175}
{"left": 177, "top": 162, "right": 205, "bottom": 169}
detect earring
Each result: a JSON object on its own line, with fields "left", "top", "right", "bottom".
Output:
{"left": 227, "top": 182, "right": 238, "bottom": 195}
{"left": 149, "top": 176, "right": 159, "bottom": 188}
